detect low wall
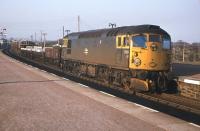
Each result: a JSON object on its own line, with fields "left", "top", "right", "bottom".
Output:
{"left": 178, "top": 77, "right": 200, "bottom": 100}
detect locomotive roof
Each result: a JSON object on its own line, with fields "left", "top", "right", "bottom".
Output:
{"left": 65, "top": 25, "right": 170, "bottom": 39}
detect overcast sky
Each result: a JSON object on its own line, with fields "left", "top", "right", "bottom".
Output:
{"left": 0, "top": 0, "right": 200, "bottom": 42}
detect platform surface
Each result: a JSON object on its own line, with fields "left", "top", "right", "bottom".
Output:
{"left": 179, "top": 74, "right": 200, "bottom": 85}
{"left": 0, "top": 52, "right": 199, "bottom": 131}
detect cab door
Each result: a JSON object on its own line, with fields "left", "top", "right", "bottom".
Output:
{"left": 116, "top": 35, "right": 130, "bottom": 67}
{"left": 129, "top": 34, "right": 148, "bottom": 70}
{"left": 61, "top": 38, "right": 72, "bottom": 60}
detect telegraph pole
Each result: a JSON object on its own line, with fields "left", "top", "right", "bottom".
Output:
{"left": 42, "top": 32, "right": 47, "bottom": 63}
{"left": 183, "top": 42, "right": 185, "bottom": 62}
{"left": 62, "top": 26, "right": 65, "bottom": 38}
{"left": 34, "top": 32, "right": 37, "bottom": 42}
{"left": 78, "top": 15, "right": 80, "bottom": 32}
{"left": 40, "top": 31, "right": 43, "bottom": 44}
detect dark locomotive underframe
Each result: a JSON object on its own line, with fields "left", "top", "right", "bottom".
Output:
{"left": 60, "top": 58, "right": 170, "bottom": 93}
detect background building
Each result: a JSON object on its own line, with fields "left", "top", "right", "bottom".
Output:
{"left": 172, "top": 41, "right": 200, "bottom": 63}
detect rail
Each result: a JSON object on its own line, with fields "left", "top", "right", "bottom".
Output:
{"left": 136, "top": 92, "right": 200, "bottom": 115}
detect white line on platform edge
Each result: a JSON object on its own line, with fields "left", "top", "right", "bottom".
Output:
{"left": 78, "top": 83, "right": 89, "bottom": 88}
{"left": 41, "top": 70, "right": 47, "bottom": 73}
{"left": 189, "top": 123, "right": 200, "bottom": 128}
{"left": 49, "top": 73, "right": 57, "bottom": 77}
{"left": 99, "top": 91, "right": 116, "bottom": 97}
{"left": 33, "top": 67, "right": 39, "bottom": 70}
{"left": 184, "top": 79, "right": 200, "bottom": 85}
{"left": 133, "top": 103, "right": 159, "bottom": 113}
{"left": 62, "top": 78, "right": 69, "bottom": 81}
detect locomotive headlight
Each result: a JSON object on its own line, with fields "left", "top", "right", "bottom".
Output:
{"left": 133, "top": 57, "right": 141, "bottom": 66}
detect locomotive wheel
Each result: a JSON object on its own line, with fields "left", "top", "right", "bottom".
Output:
{"left": 149, "top": 81, "right": 156, "bottom": 93}
{"left": 157, "top": 75, "right": 167, "bottom": 93}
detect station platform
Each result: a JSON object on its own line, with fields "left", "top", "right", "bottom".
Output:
{"left": 0, "top": 52, "right": 200, "bottom": 131}
{"left": 179, "top": 74, "right": 200, "bottom": 85}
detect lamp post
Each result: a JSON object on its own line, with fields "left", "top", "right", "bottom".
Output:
{"left": 0, "top": 28, "right": 7, "bottom": 39}
{"left": 0, "top": 27, "right": 7, "bottom": 49}
{"left": 109, "top": 23, "right": 116, "bottom": 28}
{"left": 42, "top": 32, "right": 47, "bottom": 63}
{"left": 65, "top": 30, "right": 70, "bottom": 35}
{"left": 62, "top": 26, "right": 70, "bottom": 37}
{"left": 42, "top": 33, "right": 47, "bottom": 49}
{"left": 183, "top": 42, "right": 185, "bottom": 62}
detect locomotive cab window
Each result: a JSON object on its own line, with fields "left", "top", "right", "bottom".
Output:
{"left": 116, "top": 36, "right": 129, "bottom": 48}
{"left": 162, "top": 35, "right": 171, "bottom": 49}
{"left": 149, "top": 35, "right": 161, "bottom": 42}
{"left": 117, "top": 37, "right": 121, "bottom": 47}
{"left": 132, "top": 35, "right": 147, "bottom": 48}
{"left": 116, "top": 35, "right": 129, "bottom": 49}
{"left": 123, "top": 37, "right": 129, "bottom": 47}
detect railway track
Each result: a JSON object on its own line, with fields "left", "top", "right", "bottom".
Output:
{"left": 3, "top": 50, "right": 200, "bottom": 116}
{"left": 136, "top": 92, "right": 200, "bottom": 115}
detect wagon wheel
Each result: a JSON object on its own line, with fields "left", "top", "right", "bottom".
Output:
{"left": 149, "top": 81, "right": 156, "bottom": 93}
